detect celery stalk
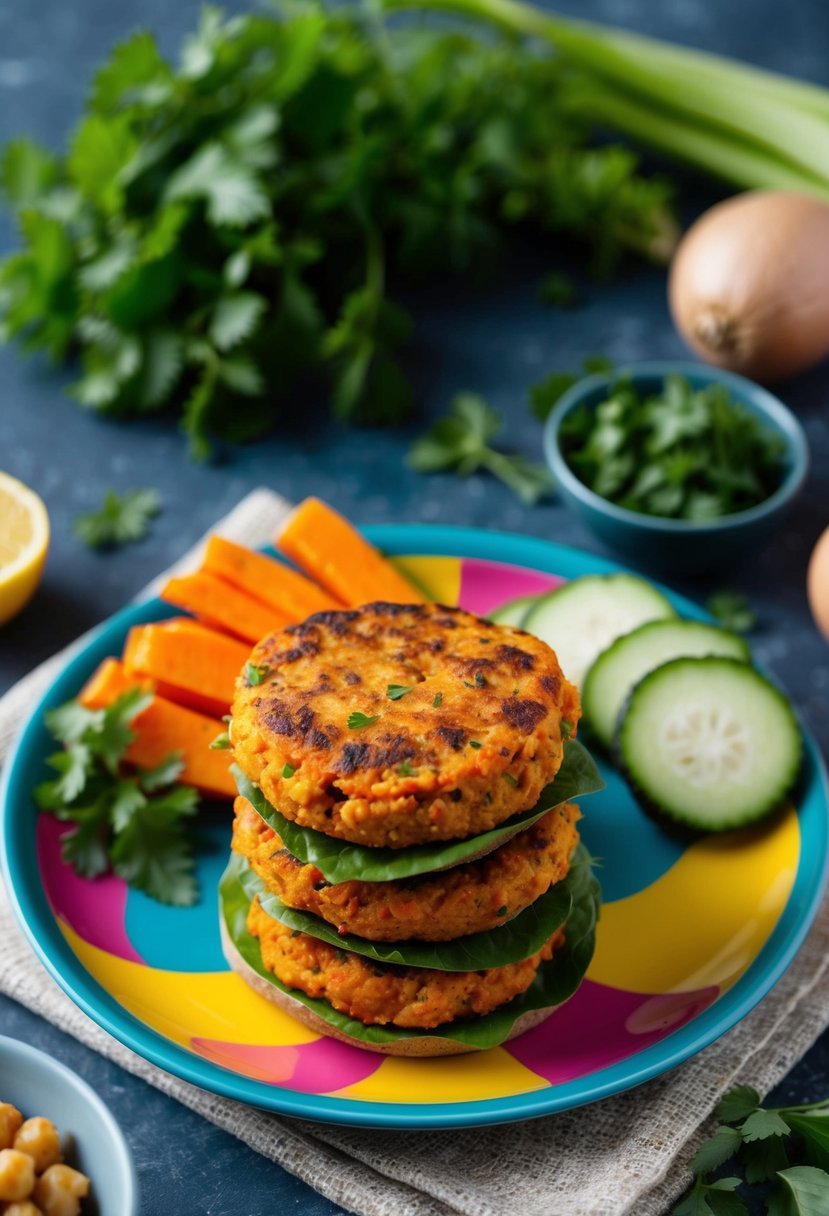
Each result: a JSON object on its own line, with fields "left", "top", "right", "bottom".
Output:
{"left": 386, "top": 0, "right": 829, "bottom": 192}
{"left": 582, "top": 86, "right": 829, "bottom": 198}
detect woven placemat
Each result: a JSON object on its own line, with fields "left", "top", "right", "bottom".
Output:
{"left": 1, "top": 489, "right": 827, "bottom": 1216}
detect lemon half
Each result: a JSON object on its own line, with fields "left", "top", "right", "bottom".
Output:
{"left": 0, "top": 471, "right": 50, "bottom": 626}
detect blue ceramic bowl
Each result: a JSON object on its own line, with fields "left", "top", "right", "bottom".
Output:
{"left": 0, "top": 1035, "right": 138, "bottom": 1215}
{"left": 543, "top": 361, "right": 809, "bottom": 575}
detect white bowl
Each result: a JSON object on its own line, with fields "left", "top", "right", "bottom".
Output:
{"left": 0, "top": 1035, "right": 138, "bottom": 1215}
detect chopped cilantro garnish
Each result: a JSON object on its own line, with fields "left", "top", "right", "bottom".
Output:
{"left": 246, "top": 662, "right": 270, "bottom": 686}
{"left": 503, "top": 772, "right": 519, "bottom": 787}
{"left": 387, "top": 684, "right": 413, "bottom": 700}
{"left": 433, "top": 693, "right": 443, "bottom": 708}
{"left": 209, "top": 731, "right": 230, "bottom": 750}
{"left": 469, "top": 740, "right": 482, "bottom": 749}
{"left": 282, "top": 763, "right": 296, "bottom": 778}
{"left": 398, "top": 760, "right": 413, "bottom": 776}
{"left": 474, "top": 672, "right": 486, "bottom": 687}
{"left": 348, "top": 712, "right": 380, "bottom": 729}
{"left": 561, "top": 719, "right": 573, "bottom": 740}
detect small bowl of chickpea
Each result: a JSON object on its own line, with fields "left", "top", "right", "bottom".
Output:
{"left": 0, "top": 1036, "right": 137, "bottom": 1216}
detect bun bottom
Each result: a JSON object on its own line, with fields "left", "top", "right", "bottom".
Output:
{"left": 220, "top": 919, "right": 558, "bottom": 1058}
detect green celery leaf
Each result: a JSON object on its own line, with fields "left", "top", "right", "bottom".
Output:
{"left": 138, "top": 753, "right": 185, "bottom": 793}
{"left": 210, "top": 293, "right": 267, "bottom": 351}
{"left": 0, "top": 139, "right": 59, "bottom": 207}
{"left": 73, "top": 488, "right": 162, "bottom": 549}
{"left": 257, "top": 875, "right": 572, "bottom": 971}
{"left": 96, "top": 687, "right": 154, "bottom": 773}
{"left": 165, "top": 143, "right": 270, "bottom": 227}
{"left": 91, "top": 31, "right": 172, "bottom": 111}
{"left": 60, "top": 797, "right": 112, "bottom": 878}
{"left": 773, "top": 1166, "right": 829, "bottom": 1216}
{"left": 35, "top": 744, "right": 91, "bottom": 808}
{"left": 219, "top": 843, "right": 600, "bottom": 1051}
{"left": 743, "top": 1134, "right": 790, "bottom": 1184}
{"left": 233, "top": 739, "right": 603, "bottom": 883}
{"left": 785, "top": 1113, "right": 829, "bottom": 1173}
{"left": 740, "top": 1109, "right": 791, "bottom": 1142}
{"left": 717, "top": 1086, "right": 762, "bottom": 1124}
{"left": 690, "top": 1126, "right": 743, "bottom": 1175}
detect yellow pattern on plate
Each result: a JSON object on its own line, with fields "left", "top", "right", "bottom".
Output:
{"left": 588, "top": 805, "right": 799, "bottom": 994}
{"left": 390, "top": 555, "right": 461, "bottom": 605}
{"left": 59, "top": 922, "right": 317, "bottom": 1048}
{"left": 332, "top": 1045, "right": 546, "bottom": 1103}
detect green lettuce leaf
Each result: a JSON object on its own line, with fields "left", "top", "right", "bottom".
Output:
{"left": 231, "top": 739, "right": 603, "bottom": 884}
{"left": 257, "top": 876, "right": 572, "bottom": 971}
{"left": 218, "top": 845, "right": 601, "bottom": 1051}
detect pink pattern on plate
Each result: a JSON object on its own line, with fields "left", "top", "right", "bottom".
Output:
{"left": 191, "top": 1035, "right": 383, "bottom": 1091}
{"left": 37, "top": 816, "right": 145, "bottom": 964}
{"left": 508, "top": 980, "right": 719, "bottom": 1083}
{"left": 459, "top": 559, "right": 563, "bottom": 618}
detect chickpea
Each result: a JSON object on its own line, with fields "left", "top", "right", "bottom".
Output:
{"left": 33, "top": 1165, "right": 89, "bottom": 1216}
{"left": 0, "top": 1148, "right": 36, "bottom": 1201}
{"left": 14, "top": 1119, "right": 62, "bottom": 1173}
{"left": 0, "top": 1105, "right": 23, "bottom": 1151}
{"left": 5, "top": 1203, "right": 43, "bottom": 1216}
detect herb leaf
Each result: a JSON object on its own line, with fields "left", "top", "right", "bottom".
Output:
{"left": 73, "top": 488, "right": 161, "bottom": 549}
{"left": 0, "top": 9, "right": 673, "bottom": 456}
{"left": 386, "top": 684, "right": 413, "bottom": 700}
{"left": 348, "top": 712, "right": 380, "bottom": 729}
{"left": 409, "top": 393, "right": 553, "bottom": 505}
{"left": 245, "top": 662, "right": 270, "bottom": 686}
{"left": 36, "top": 691, "right": 200, "bottom": 905}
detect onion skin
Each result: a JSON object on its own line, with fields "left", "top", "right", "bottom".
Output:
{"left": 669, "top": 191, "right": 829, "bottom": 381}
{"left": 807, "top": 524, "right": 829, "bottom": 643}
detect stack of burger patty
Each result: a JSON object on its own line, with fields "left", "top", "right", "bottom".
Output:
{"left": 222, "top": 601, "right": 601, "bottom": 1055}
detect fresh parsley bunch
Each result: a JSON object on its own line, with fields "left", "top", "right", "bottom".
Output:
{"left": 674, "top": 1084, "right": 829, "bottom": 1216}
{"left": 0, "top": 2, "right": 672, "bottom": 458}
{"left": 35, "top": 689, "right": 200, "bottom": 906}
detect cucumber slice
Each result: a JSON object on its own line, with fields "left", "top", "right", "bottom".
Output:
{"left": 488, "top": 594, "right": 537, "bottom": 628}
{"left": 618, "top": 656, "right": 802, "bottom": 832}
{"left": 523, "top": 574, "right": 676, "bottom": 688}
{"left": 583, "top": 620, "right": 750, "bottom": 748}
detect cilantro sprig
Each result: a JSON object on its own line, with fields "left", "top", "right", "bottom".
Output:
{"left": 557, "top": 374, "right": 786, "bottom": 521}
{"left": 35, "top": 689, "right": 200, "bottom": 906}
{"left": 73, "top": 488, "right": 161, "bottom": 550}
{"left": 409, "top": 393, "right": 553, "bottom": 505}
{"left": 672, "top": 1084, "right": 829, "bottom": 1216}
{"left": 0, "top": 7, "right": 672, "bottom": 458}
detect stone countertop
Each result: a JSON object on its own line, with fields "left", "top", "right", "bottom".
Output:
{"left": 0, "top": 0, "right": 827, "bottom": 1212}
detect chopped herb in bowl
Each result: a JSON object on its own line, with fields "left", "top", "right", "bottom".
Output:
{"left": 558, "top": 373, "right": 786, "bottom": 521}
{"left": 542, "top": 362, "right": 809, "bottom": 574}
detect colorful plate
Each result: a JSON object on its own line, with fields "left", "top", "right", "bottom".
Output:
{"left": 1, "top": 526, "right": 827, "bottom": 1129}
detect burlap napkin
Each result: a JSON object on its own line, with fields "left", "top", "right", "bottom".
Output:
{"left": 1, "top": 488, "right": 827, "bottom": 1216}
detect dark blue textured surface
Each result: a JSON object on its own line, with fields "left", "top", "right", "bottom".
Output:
{"left": 1, "top": 0, "right": 828, "bottom": 1212}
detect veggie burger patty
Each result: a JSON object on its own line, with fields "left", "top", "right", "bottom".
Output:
{"left": 232, "top": 794, "right": 580, "bottom": 942}
{"left": 231, "top": 601, "right": 580, "bottom": 847}
{"left": 246, "top": 894, "right": 567, "bottom": 1030}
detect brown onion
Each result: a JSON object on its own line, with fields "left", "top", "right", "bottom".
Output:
{"left": 669, "top": 190, "right": 829, "bottom": 381}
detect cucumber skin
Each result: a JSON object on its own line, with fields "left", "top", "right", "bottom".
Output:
{"left": 615, "top": 656, "right": 803, "bottom": 834}
{"left": 582, "top": 620, "right": 750, "bottom": 751}
{"left": 488, "top": 595, "right": 537, "bottom": 628}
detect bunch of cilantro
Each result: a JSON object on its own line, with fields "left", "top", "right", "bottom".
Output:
{"left": 674, "top": 1084, "right": 829, "bottom": 1216}
{"left": 0, "top": 2, "right": 672, "bottom": 458}
{"left": 35, "top": 690, "right": 200, "bottom": 906}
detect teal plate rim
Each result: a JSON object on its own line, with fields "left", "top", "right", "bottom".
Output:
{"left": 1, "top": 524, "right": 827, "bottom": 1130}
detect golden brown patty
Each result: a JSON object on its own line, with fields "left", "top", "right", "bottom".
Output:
{"left": 231, "top": 602, "right": 580, "bottom": 848}
{"left": 246, "top": 896, "right": 565, "bottom": 1029}
{"left": 233, "top": 796, "right": 579, "bottom": 942}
